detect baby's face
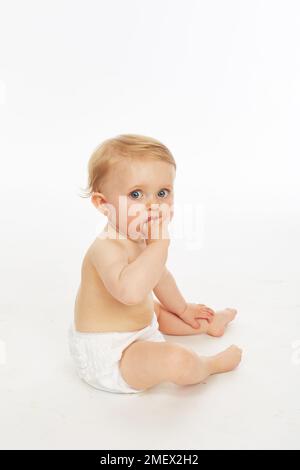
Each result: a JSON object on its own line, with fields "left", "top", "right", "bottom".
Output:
{"left": 101, "top": 159, "right": 175, "bottom": 240}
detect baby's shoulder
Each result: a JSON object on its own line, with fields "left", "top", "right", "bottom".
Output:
{"left": 87, "top": 236, "right": 128, "bottom": 265}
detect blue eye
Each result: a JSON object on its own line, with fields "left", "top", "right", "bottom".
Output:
{"left": 157, "top": 189, "right": 170, "bottom": 198}
{"left": 129, "top": 190, "right": 142, "bottom": 199}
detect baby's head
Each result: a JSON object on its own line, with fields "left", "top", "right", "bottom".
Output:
{"left": 81, "top": 134, "right": 176, "bottom": 241}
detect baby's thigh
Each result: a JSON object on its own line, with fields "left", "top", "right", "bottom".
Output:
{"left": 119, "top": 340, "right": 192, "bottom": 390}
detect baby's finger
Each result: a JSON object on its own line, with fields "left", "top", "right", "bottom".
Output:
{"left": 197, "top": 306, "right": 214, "bottom": 317}
{"left": 207, "top": 309, "right": 215, "bottom": 316}
{"left": 202, "top": 306, "right": 215, "bottom": 316}
{"left": 196, "top": 312, "right": 210, "bottom": 320}
{"left": 196, "top": 315, "right": 212, "bottom": 323}
{"left": 197, "top": 303, "right": 213, "bottom": 312}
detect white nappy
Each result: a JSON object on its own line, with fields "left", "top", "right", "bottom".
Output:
{"left": 68, "top": 312, "right": 166, "bottom": 394}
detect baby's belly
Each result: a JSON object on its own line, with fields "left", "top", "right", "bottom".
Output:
{"left": 74, "top": 284, "right": 155, "bottom": 333}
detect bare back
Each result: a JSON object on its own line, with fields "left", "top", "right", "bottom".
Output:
{"left": 74, "top": 234, "right": 155, "bottom": 332}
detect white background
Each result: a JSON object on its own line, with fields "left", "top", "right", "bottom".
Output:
{"left": 0, "top": 0, "right": 299, "bottom": 450}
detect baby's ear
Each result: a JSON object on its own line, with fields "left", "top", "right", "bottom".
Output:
{"left": 91, "top": 192, "right": 106, "bottom": 213}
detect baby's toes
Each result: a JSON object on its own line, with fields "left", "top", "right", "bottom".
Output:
{"left": 225, "top": 308, "right": 238, "bottom": 320}
{"left": 226, "top": 307, "right": 237, "bottom": 314}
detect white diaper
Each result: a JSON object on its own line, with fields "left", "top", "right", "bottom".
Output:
{"left": 68, "top": 312, "right": 166, "bottom": 394}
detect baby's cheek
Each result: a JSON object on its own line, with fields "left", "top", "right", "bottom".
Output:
{"left": 161, "top": 202, "right": 174, "bottom": 220}
{"left": 126, "top": 214, "right": 143, "bottom": 237}
{"left": 128, "top": 202, "right": 147, "bottom": 224}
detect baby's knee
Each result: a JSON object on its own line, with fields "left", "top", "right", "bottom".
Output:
{"left": 165, "top": 344, "right": 196, "bottom": 381}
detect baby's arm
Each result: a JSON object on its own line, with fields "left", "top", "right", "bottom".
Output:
{"left": 153, "top": 268, "right": 215, "bottom": 328}
{"left": 90, "top": 238, "right": 170, "bottom": 305}
{"left": 153, "top": 268, "right": 187, "bottom": 316}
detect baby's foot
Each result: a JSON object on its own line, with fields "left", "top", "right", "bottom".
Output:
{"left": 207, "top": 308, "right": 237, "bottom": 337}
{"left": 208, "top": 345, "right": 242, "bottom": 374}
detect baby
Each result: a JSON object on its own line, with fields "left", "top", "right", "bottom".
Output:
{"left": 68, "top": 134, "right": 242, "bottom": 394}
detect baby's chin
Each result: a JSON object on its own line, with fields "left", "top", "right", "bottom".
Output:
{"left": 127, "top": 228, "right": 146, "bottom": 242}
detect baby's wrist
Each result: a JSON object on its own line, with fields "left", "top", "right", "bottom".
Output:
{"left": 146, "top": 237, "right": 170, "bottom": 246}
{"left": 178, "top": 302, "right": 188, "bottom": 317}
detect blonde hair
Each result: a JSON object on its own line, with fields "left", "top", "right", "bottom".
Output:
{"left": 78, "top": 133, "right": 176, "bottom": 198}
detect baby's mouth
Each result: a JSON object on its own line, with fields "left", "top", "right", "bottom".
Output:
{"left": 147, "top": 214, "right": 161, "bottom": 222}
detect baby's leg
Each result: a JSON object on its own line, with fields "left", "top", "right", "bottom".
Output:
{"left": 119, "top": 340, "right": 242, "bottom": 391}
{"left": 155, "top": 301, "right": 237, "bottom": 337}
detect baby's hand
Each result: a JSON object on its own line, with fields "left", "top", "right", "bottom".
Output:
{"left": 179, "top": 303, "right": 215, "bottom": 329}
{"left": 143, "top": 213, "right": 170, "bottom": 244}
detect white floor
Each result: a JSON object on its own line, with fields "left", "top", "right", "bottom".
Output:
{"left": 1, "top": 207, "right": 300, "bottom": 450}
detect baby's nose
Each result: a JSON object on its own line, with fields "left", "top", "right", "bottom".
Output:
{"left": 146, "top": 196, "right": 159, "bottom": 211}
